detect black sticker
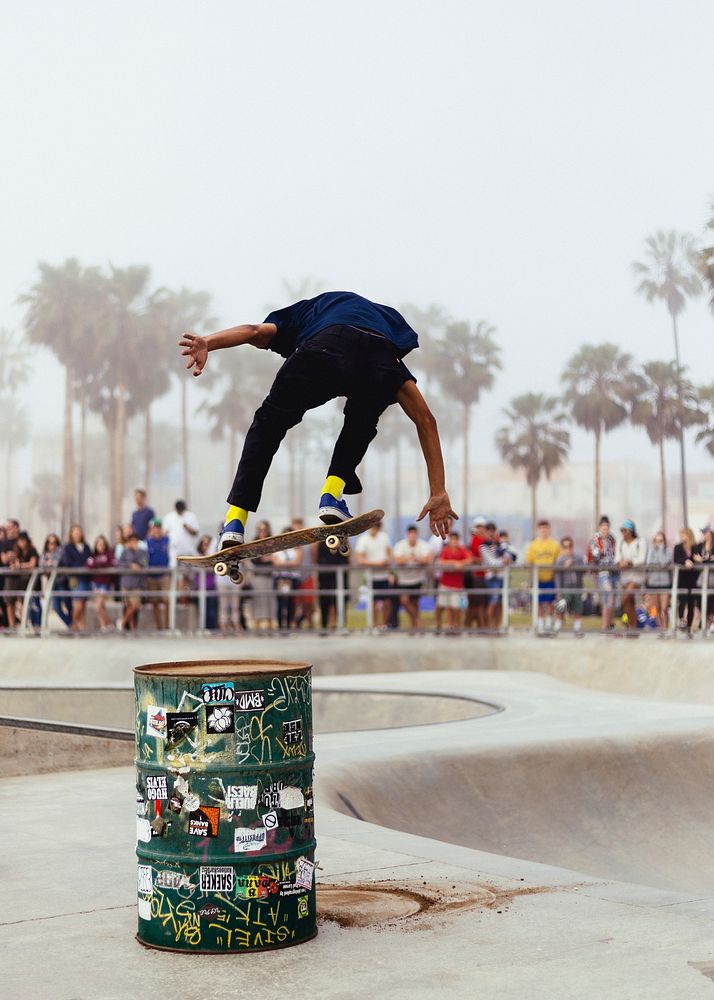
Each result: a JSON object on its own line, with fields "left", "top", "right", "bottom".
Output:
{"left": 166, "top": 712, "right": 198, "bottom": 745}
{"left": 205, "top": 704, "right": 235, "bottom": 734}
{"left": 234, "top": 689, "right": 265, "bottom": 712}
{"left": 282, "top": 719, "right": 304, "bottom": 745}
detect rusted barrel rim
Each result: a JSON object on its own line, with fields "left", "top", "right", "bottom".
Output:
{"left": 134, "top": 659, "right": 311, "bottom": 678}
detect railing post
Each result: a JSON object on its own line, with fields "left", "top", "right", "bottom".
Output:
{"left": 197, "top": 570, "right": 207, "bottom": 632}
{"left": 531, "top": 565, "right": 539, "bottom": 633}
{"left": 500, "top": 566, "right": 510, "bottom": 631}
{"left": 336, "top": 566, "right": 346, "bottom": 631}
{"left": 18, "top": 570, "right": 41, "bottom": 635}
{"left": 670, "top": 565, "right": 679, "bottom": 637}
{"left": 701, "top": 566, "right": 709, "bottom": 638}
{"left": 168, "top": 567, "right": 178, "bottom": 633}
{"left": 365, "top": 568, "right": 374, "bottom": 633}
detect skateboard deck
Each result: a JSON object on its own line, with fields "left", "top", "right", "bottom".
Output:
{"left": 178, "top": 509, "right": 385, "bottom": 584}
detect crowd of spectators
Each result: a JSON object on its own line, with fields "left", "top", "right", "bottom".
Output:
{"left": 2, "top": 489, "right": 714, "bottom": 637}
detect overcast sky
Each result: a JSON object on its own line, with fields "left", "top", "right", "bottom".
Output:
{"left": 2, "top": 0, "right": 713, "bottom": 472}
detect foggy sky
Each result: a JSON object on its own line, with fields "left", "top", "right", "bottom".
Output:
{"left": 2, "top": 0, "right": 714, "bottom": 473}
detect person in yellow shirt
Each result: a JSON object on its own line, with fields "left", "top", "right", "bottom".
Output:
{"left": 525, "top": 519, "right": 561, "bottom": 633}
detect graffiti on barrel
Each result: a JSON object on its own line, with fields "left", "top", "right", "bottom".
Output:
{"left": 133, "top": 660, "right": 317, "bottom": 953}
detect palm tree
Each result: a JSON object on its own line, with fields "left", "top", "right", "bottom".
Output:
{"left": 694, "top": 382, "right": 714, "bottom": 462}
{"left": 150, "top": 286, "right": 215, "bottom": 502}
{"left": 562, "top": 343, "right": 638, "bottom": 521}
{"left": 631, "top": 361, "right": 704, "bottom": 529}
{"left": 496, "top": 393, "right": 570, "bottom": 532}
{"left": 20, "top": 259, "right": 100, "bottom": 532}
{"left": 698, "top": 201, "right": 714, "bottom": 314}
{"left": 633, "top": 230, "right": 703, "bottom": 525}
{"left": 2, "top": 397, "right": 29, "bottom": 514}
{"left": 430, "top": 320, "right": 501, "bottom": 524}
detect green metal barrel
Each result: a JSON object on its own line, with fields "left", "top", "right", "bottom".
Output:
{"left": 134, "top": 659, "right": 316, "bottom": 953}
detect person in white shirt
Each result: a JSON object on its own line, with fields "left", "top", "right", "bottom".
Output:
{"left": 615, "top": 518, "right": 647, "bottom": 633}
{"left": 393, "top": 525, "right": 432, "bottom": 629}
{"left": 162, "top": 500, "right": 200, "bottom": 567}
{"left": 355, "top": 521, "right": 393, "bottom": 629}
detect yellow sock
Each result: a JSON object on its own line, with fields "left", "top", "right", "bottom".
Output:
{"left": 322, "top": 475, "right": 346, "bottom": 499}
{"left": 225, "top": 505, "right": 248, "bottom": 527}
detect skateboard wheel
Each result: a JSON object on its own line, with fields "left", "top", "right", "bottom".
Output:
{"left": 229, "top": 569, "right": 244, "bottom": 586}
{"left": 338, "top": 542, "right": 351, "bottom": 557}
{"left": 214, "top": 561, "right": 228, "bottom": 577}
{"left": 326, "top": 534, "right": 339, "bottom": 552}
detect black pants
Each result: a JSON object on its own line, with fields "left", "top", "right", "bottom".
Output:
{"left": 227, "top": 326, "right": 413, "bottom": 510}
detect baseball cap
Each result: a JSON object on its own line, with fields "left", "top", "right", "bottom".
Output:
{"left": 471, "top": 516, "right": 487, "bottom": 530}
{"left": 150, "top": 518, "right": 162, "bottom": 527}
{"left": 621, "top": 519, "right": 636, "bottom": 532}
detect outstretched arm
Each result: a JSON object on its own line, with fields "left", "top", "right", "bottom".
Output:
{"left": 396, "top": 380, "right": 457, "bottom": 539}
{"left": 179, "top": 323, "right": 278, "bottom": 377}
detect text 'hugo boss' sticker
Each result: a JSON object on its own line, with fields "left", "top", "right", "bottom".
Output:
{"left": 201, "top": 682, "right": 235, "bottom": 704}
{"left": 146, "top": 775, "right": 168, "bottom": 800}
{"left": 205, "top": 705, "right": 235, "bottom": 734}
{"left": 146, "top": 706, "right": 166, "bottom": 739}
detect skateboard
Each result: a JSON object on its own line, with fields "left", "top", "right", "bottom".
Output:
{"left": 178, "top": 509, "right": 385, "bottom": 585}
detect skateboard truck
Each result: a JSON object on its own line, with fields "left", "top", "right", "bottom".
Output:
{"left": 325, "top": 533, "right": 351, "bottom": 557}
{"left": 213, "top": 562, "right": 244, "bottom": 585}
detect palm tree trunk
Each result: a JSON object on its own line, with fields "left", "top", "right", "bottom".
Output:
{"left": 531, "top": 482, "right": 537, "bottom": 535}
{"left": 62, "top": 363, "right": 75, "bottom": 535}
{"left": 594, "top": 425, "right": 601, "bottom": 524}
{"left": 78, "top": 382, "right": 87, "bottom": 526}
{"left": 107, "top": 409, "right": 117, "bottom": 531}
{"left": 5, "top": 443, "right": 12, "bottom": 514}
{"left": 181, "top": 379, "right": 189, "bottom": 502}
{"left": 144, "top": 406, "right": 152, "bottom": 493}
{"left": 462, "top": 403, "right": 470, "bottom": 526}
{"left": 115, "top": 381, "right": 127, "bottom": 529}
{"left": 659, "top": 438, "right": 667, "bottom": 531}
{"left": 671, "top": 312, "right": 688, "bottom": 527}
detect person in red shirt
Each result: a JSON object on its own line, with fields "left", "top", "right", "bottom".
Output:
{"left": 437, "top": 531, "right": 472, "bottom": 632}
{"left": 465, "top": 516, "right": 488, "bottom": 628}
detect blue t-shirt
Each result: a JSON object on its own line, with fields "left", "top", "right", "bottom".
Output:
{"left": 264, "top": 291, "right": 419, "bottom": 359}
{"left": 146, "top": 536, "right": 170, "bottom": 568}
{"left": 132, "top": 506, "right": 155, "bottom": 541}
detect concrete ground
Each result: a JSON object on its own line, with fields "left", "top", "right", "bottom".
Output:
{"left": 3, "top": 638, "right": 714, "bottom": 998}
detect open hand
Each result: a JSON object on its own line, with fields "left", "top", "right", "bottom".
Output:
{"left": 417, "top": 491, "right": 458, "bottom": 539}
{"left": 179, "top": 333, "right": 208, "bottom": 377}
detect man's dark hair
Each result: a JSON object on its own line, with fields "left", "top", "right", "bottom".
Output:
{"left": 485, "top": 521, "right": 497, "bottom": 531}
{"left": 406, "top": 524, "right": 418, "bottom": 532}
{"left": 537, "top": 519, "right": 550, "bottom": 527}
{"left": 560, "top": 535, "right": 573, "bottom": 546}
{"left": 448, "top": 530, "right": 459, "bottom": 540}
{"left": 599, "top": 515, "right": 610, "bottom": 525}
{"left": 7, "top": 519, "right": 19, "bottom": 529}
{"left": 175, "top": 500, "right": 186, "bottom": 513}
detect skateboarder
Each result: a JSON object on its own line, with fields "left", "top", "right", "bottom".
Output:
{"left": 179, "top": 291, "right": 456, "bottom": 547}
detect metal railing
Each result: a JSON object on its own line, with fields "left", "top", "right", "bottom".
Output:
{"left": 0, "top": 562, "right": 710, "bottom": 637}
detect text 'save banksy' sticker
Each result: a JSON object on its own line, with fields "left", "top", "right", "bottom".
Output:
{"left": 137, "top": 896, "right": 152, "bottom": 921}
{"left": 146, "top": 775, "right": 168, "bottom": 801}
{"left": 234, "top": 827, "right": 267, "bottom": 853}
{"left": 137, "top": 865, "right": 153, "bottom": 894}
{"left": 146, "top": 706, "right": 167, "bottom": 739}
{"left": 201, "top": 682, "right": 235, "bottom": 704}
{"left": 225, "top": 784, "right": 257, "bottom": 811}
{"left": 295, "top": 856, "right": 315, "bottom": 890}
{"left": 206, "top": 705, "right": 235, "bottom": 734}
{"left": 188, "top": 807, "right": 220, "bottom": 838}
{"left": 234, "top": 689, "right": 265, "bottom": 712}
{"left": 279, "top": 786, "right": 305, "bottom": 810}
{"left": 282, "top": 719, "right": 304, "bottom": 745}
{"left": 263, "top": 810, "right": 279, "bottom": 831}
{"left": 200, "top": 866, "right": 234, "bottom": 893}
{"left": 166, "top": 712, "right": 198, "bottom": 745}
{"left": 136, "top": 817, "right": 152, "bottom": 844}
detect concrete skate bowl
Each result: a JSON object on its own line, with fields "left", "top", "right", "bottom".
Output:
{"left": 0, "top": 685, "right": 497, "bottom": 732}
{"left": 325, "top": 729, "right": 714, "bottom": 895}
